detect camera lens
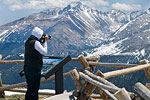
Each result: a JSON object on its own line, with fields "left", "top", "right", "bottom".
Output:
{"left": 48, "top": 35, "right": 51, "bottom": 39}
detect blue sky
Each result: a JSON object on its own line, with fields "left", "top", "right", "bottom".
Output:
{"left": 0, "top": 0, "right": 149, "bottom": 26}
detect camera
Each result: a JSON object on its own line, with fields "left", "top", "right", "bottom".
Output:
{"left": 40, "top": 34, "right": 51, "bottom": 43}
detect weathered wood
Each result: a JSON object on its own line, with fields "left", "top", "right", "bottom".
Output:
{"left": 89, "top": 56, "right": 100, "bottom": 72}
{"left": 84, "top": 70, "right": 120, "bottom": 90}
{"left": 78, "top": 55, "right": 89, "bottom": 67}
{"left": 71, "top": 56, "right": 100, "bottom": 62}
{"left": 140, "top": 59, "right": 150, "bottom": 80}
{"left": 96, "top": 87, "right": 109, "bottom": 100}
{"left": 114, "top": 88, "right": 131, "bottom": 100}
{"left": 90, "top": 94, "right": 102, "bottom": 99}
{"left": 89, "top": 61, "right": 138, "bottom": 68}
{"left": 140, "top": 59, "right": 149, "bottom": 64}
{"left": 77, "top": 71, "right": 103, "bottom": 100}
{"left": 0, "top": 73, "right": 5, "bottom": 98}
{"left": 69, "top": 69, "right": 81, "bottom": 90}
{"left": 0, "top": 55, "right": 2, "bottom": 60}
{"left": 76, "top": 56, "right": 100, "bottom": 100}
{"left": 134, "top": 82, "right": 150, "bottom": 100}
{"left": 103, "top": 63, "right": 150, "bottom": 79}
{"left": 97, "top": 87, "right": 117, "bottom": 100}
{"left": 96, "top": 70, "right": 105, "bottom": 78}
{"left": 83, "top": 70, "right": 119, "bottom": 100}
{"left": 0, "top": 60, "right": 24, "bottom": 64}
{"left": 79, "top": 72, "right": 119, "bottom": 93}
{"left": 146, "top": 83, "right": 150, "bottom": 90}
{"left": 0, "top": 56, "right": 100, "bottom": 64}
{"left": 134, "top": 97, "right": 142, "bottom": 100}
{"left": 0, "top": 71, "right": 70, "bottom": 91}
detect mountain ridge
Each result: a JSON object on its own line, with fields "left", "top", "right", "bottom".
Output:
{"left": 0, "top": 2, "right": 149, "bottom": 60}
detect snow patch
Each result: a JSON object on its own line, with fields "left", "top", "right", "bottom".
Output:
{"left": 5, "top": 89, "right": 55, "bottom": 96}
{"left": 19, "top": 54, "right": 24, "bottom": 57}
{"left": 0, "top": 30, "right": 9, "bottom": 42}
{"left": 86, "top": 38, "right": 128, "bottom": 57}
{"left": 140, "top": 49, "right": 145, "bottom": 56}
{"left": 114, "top": 22, "right": 129, "bottom": 35}
{"left": 5, "top": 91, "right": 25, "bottom": 96}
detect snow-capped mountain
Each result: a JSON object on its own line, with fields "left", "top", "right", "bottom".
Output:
{"left": 85, "top": 9, "right": 150, "bottom": 63}
{"left": 0, "top": 2, "right": 129, "bottom": 57}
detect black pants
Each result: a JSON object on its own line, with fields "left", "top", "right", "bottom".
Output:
{"left": 24, "top": 66, "right": 41, "bottom": 100}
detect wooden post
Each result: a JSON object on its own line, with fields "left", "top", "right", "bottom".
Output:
{"left": 146, "top": 83, "right": 150, "bottom": 90}
{"left": 78, "top": 55, "right": 89, "bottom": 68}
{"left": 134, "top": 82, "right": 150, "bottom": 100}
{"left": 114, "top": 88, "right": 131, "bottom": 100}
{"left": 89, "top": 55, "right": 100, "bottom": 72}
{"left": 70, "top": 69, "right": 81, "bottom": 90}
{"left": 140, "top": 59, "right": 150, "bottom": 80}
{"left": 77, "top": 56, "right": 100, "bottom": 100}
{"left": 0, "top": 73, "right": 5, "bottom": 98}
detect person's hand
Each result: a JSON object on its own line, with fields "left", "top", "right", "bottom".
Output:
{"left": 45, "top": 34, "right": 50, "bottom": 42}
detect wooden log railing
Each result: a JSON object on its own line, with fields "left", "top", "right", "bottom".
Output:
{"left": 140, "top": 59, "right": 150, "bottom": 80}
{"left": 103, "top": 63, "right": 150, "bottom": 79}
{"left": 88, "top": 61, "right": 138, "bottom": 68}
{"left": 146, "top": 83, "right": 150, "bottom": 90}
{"left": 114, "top": 88, "right": 132, "bottom": 100}
{"left": 79, "top": 71, "right": 132, "bottom": 100}
{"left": 134, "top": 82, "right": 150, "bottom": 100}
{"left": 0, "top": 60, "right": 24, "bottom": 64}
{"left": 83, "top": 70, "right": 120, "bottom": 90}
{"left": 83, "top": 70, "right": 118, "bottom": 100}
{"left": 1, "top": 54, "right": 150, "bottom": 99}
{"left": 79, "top": 72, "right": 119, "bottom": 93}
{"left": 0, "top": 56, "right": 100, "bottom": 64}
{"left": 0, "top": 72, "right": 70, "bottom": 92}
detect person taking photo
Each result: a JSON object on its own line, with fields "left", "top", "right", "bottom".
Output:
{"left": 24, "top": 27, "right": 50, "bottom": 100}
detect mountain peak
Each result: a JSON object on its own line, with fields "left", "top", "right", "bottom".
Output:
{"left": 146, "top": 8, "right": 150, "bottom": 14}
{"left": 108, "top": 9, "right": 125, "bottom": 15}
{"left": 69, "top": 1, "right": 82, "bottom": 8}
{"left": 40, "top": 7, "right": 61, "bottom": 15}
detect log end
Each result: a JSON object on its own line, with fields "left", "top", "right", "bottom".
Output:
{"left": 78, "top": 55, "right": 89, "bottom": 67}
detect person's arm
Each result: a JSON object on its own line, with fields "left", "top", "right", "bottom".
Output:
{"left": 34, "top": 41, "right": 47, "bottom": 56}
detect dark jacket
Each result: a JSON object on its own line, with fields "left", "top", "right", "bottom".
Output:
{"left": 24, "top": 35, "right": 43, "bottom": 69}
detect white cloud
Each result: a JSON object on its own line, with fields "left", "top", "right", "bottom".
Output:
{"left": 0, "top": 0, "right": 78, "bottom": 10}
{"left": 0, "top": 0, "right": 109, "bottom": 11}
{"left": 82, "top": 0, "right": 109, "bottom": 7}
{"left": 112, "top": 3, "right": 142, "bottom": 11}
